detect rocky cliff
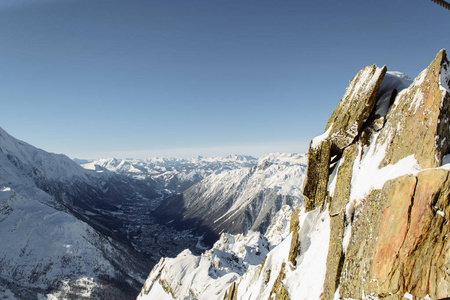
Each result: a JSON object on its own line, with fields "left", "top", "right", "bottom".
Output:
{"left": 311, "top": 49, "right": 450, "bottom": 300}
{"left": 137, "top": 49, "right": 450, "bottom": 300}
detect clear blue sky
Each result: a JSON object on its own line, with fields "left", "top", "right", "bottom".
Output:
{"left": 0, "top": 0, "right": 449, "bottom": 159}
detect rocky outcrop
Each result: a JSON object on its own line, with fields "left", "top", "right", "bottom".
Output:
{"left": 311, "top": 50, "right": 450, "bottom": 299}
{"left": 303, "top": 65, "right": 387, "bottom": 211}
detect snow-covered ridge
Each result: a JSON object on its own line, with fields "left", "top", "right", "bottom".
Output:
{"left": 0, "top": 127, "right": 87, "bottom": 183}
{"left": 81, "top": 155, "right": 258, "bottom": 195}
{"left": 257, "top": 153, "right": 307, "bottom": 165}
{"left": 82, "top": 155, "right": 257, "bottom": 174}
{"left": 0, "top": 126, "right": 155, "bottom": 299}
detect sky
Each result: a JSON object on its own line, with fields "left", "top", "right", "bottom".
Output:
{"left": 0, "top": 0, "right": 449, "bottom": 159}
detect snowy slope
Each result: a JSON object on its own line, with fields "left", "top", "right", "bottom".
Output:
{"left": 0, "top": 127, "right": 87, "bottom": 185}
{"left": 137, "top": 204, "right": 325, "bottom": 300}
{"left": 155, "top": 153, "right": 307, "bottom": 244}
{"left": 138, "top": 221, "right": 275, "bottom": 299}
{"left": 0, "top": 127, "right": 154, "bottom": 299}
{"left": 0, "top": 185, "right": 147, "bottom": 299}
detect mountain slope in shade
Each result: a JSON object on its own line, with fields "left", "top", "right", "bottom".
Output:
{"left": 0, "top": 127, "right": 153, "bottom": 299}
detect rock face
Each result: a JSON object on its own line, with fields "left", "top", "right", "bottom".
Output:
{"left": 310, "top": 49, "right": 450, "bottom": 299}
{"left": 303, "top": 65, "right": 387, "bottom": 211}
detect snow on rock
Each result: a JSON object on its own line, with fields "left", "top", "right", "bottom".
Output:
{"left": 440, "top": 54, "right": 450, "bottom": 93}
{"left": 235, "top": 232, "right": 293, "bottom": 300}
{"left": 311, "top": 125, "right": 332, "bottom": 149}
{"left": 374, "top": 71, "right": 412, "bottom": 117}
{"left": 349, "top": 132, "right": 422, "bottom": 204}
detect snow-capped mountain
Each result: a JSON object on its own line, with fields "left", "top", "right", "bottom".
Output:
{"left": 0, "top": 127, "right": 157, "bottom": 299}
{"left": 82, "top": 155, "right": 257, "bottom": 194}
{"left": 155, "top": 153, "right": 307, "bottom": 245}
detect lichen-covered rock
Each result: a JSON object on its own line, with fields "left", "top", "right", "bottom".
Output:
{"left": 337, "top": 175, "right": 417, "bottom": 299}
{"left": 225, "top": 282, "right": 238, "bottom": 300}
{"left": 303, "top": 140, "right": 331, "bottom": 211}
{"left": 325, "top": 65, "right": 387, "bottom": 151}
{"left": 270, "top": 263, "right": 290, "bottom": 300}
{"left": 288, "top": 209, "right": 301, "bottom": 265}
{"left": 323, "top": 144, "right": 359, "bottom": 300}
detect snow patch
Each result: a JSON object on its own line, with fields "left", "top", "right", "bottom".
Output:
{"left": 440, "top": 55, "right": 450, "bottom": 93}
{"left": 409, "top": 90, "right": 424, "bottom": 113}
{"left": 374, "top": 71, "right": 413, "bottom": 117}
{"left": 311, "top": 125, "right": 332, "bottom": 149}
{"left": 349, "top": 133, "right": 422, "bottom": 204}
{"left": 441, "top": 154, "right": 450, "bottom": 167}
{"left": 403, "top": 292, "right": 414, "bottom": 300}
{"left": 283, "top": 207, "right": 331, "bottom": 300}
{"left": 327, "top": 156, "right": 344, "bottom": 197}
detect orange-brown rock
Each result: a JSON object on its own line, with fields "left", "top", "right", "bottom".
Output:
{"left": 370, "top": 169, "right": 450, "bottom": 299}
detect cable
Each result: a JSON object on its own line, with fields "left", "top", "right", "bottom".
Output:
{"left": 430, "top": 0, "right": 450, "bottom": 10}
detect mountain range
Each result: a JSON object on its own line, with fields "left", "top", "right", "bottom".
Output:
{"left": 0, "top": 125, "right": 304, "bottom": 299}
